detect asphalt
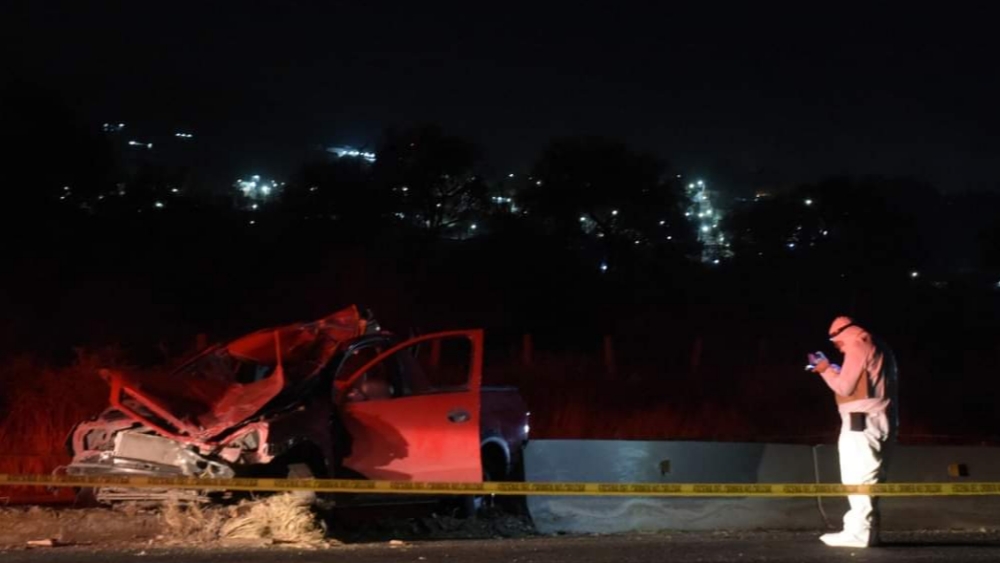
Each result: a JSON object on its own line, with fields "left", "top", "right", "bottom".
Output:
{"left": 5, "top": 530, "right": 1000, "bottom": 563}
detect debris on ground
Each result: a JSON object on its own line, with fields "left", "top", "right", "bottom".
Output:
{"left": 26, "top": 538, "right": 65, "bottom": 548}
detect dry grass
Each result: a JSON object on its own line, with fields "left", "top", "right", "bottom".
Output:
{"left": 0, "top": 350, "right": 122, "bottom": 500}
{"left": 219, "top": 493, "right": 325, "bottom": 543}
{"left": 0, "top": 349, "right": 124, "bottom": 454}
{"left": 159, "top": 493, "right": 325, "bottom": 545}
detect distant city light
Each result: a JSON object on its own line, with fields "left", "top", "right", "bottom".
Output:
{"left": 600, "top": 262, "right": 608, "bottom": 273}
{"left": 805, "top": 198, "right": 814, "bottom": 206}
{"left": 684, "top": 178, "right": 731, "bottom": 264}
{"left": 579, "top": 216, "right": 586, "bottom": 222}
{"left": 471, "top": 223, "right": 478, "bottom": 230}
{"left": 249, "top": 220, "right": 256, "bottom": 225}
{"left": 535, "top": 180, "right": 543, "bottom": 186}
{"left": 910, "top": 271, "right": 919, "bottom": 279}
{"left": 611, "top": 209, "right": 619, "bottom": 216}
{"left": 659, "top": 220, "right": 666, "bottom": 226}
{"left": 327, "top": 146, "right": 376, "bottom": 162}
{"left": 787, "top": 242, "right": 796, "bottom": 249}
{"left": 171, "top": 188, "right": 179, "bottom": 193}
{"left": 127, "top": 140, "right": 153, "bottom": 149}
{"left": 103, "top": 123, "right": 125, "bottom": 132}
{"left": 154, "top": 201, "right": 164, "bottom": 209}
{"left": 509, "top": 173, "right": 515, "bottom": 178}
{"left": 713, "top": 259, "right": 720, "bottom": 265}
{"left": 236, "top": 175, "right": 282, "bottom": 206}
{"left": 174, "top": 132, "right": 194, "bottom": 139}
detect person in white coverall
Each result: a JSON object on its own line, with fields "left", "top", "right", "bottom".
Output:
{"left": 807, "top": 317, "right": 898, "bottom": 548}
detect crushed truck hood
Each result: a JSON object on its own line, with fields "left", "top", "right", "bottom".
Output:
{"left": 98, "top": 305, "right": 368, "bottom": 443}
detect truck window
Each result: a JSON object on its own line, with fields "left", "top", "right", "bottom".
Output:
{"left": 397, "top": 335, "right": 473, "bottom": 395}
{"left": 338, "top": 344, "right": 396, "bottom": 402}
{"left": 337, "top": 346, "right": 382, "bottom": 382}
{"left": 340, "top": 335, "right": 474, "bottom": 399}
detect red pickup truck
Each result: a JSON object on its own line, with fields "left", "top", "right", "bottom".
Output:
{"left": 64, "top": 306, "right": 530, "bottom": 503}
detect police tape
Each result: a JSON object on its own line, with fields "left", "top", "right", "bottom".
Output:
{"left": 4, "top": 474, "right": 1000, "bottom": 497}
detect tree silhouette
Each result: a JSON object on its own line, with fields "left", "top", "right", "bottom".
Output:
{"left": 521, "top": 137, "right": 694, "bottom": 267}
{"left": 372, "top": 125, "right": 488, "bottom": 238}
{"left": 282, "top": 153, "right": 376, "bottom": 226}
{"left": 727, "top": 176, "right": 939, "bottom": 276}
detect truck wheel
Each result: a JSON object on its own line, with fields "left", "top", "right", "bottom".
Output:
{"left": 459, "top": 445, "right": 508, "bottom": 518}
{"left": 497, "top": 456, "right": 528, "bottom": 516}
{"left": 273, "top": 443, "right": 329, "bottom": 506}
{"left": 285, "top": 462, "right": 318, "bottom": 505}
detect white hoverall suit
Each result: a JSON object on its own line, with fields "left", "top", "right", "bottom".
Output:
{"left": 810, "top": 316, "right": 898, "bottom": 548}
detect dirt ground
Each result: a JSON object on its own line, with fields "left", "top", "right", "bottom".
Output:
{"left": 5, "top": 530, "right": 1000, "bottom": 563}
{"left": 0, "top": 498, "right": 536, "bottom": 549}
{"left": 5, "top": 497, "right": 1000, "bottom": 563}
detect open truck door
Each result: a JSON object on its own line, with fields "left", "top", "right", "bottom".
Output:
{"left": 336, "top": 330, "right": 483, "bottom": 482}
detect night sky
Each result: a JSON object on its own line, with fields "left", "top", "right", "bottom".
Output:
{"left": 9, "top": 2, "right": 998, "bottom": 194}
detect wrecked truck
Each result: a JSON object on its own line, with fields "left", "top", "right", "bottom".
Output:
{"left": 64, "top": 306, "right": 530, "bottom": 503}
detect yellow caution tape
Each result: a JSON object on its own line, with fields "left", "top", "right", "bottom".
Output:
{"left": 3, "top": 474, "right": 1000, "bottom": 497}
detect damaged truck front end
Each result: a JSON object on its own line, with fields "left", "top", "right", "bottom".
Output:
{"left": 64, "top": 306, "right": 373, "bottom": 502}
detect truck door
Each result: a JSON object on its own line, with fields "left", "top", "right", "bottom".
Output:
{"left": 336, "top": 330, "right": 483, "bottom": 482}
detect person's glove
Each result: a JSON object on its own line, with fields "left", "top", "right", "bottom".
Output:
{"left": 807, "top": 351, "right": 830, "bottom": 373}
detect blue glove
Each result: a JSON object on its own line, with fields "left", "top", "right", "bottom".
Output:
{"left": 807, "top": 351, "right": 830, "bottom": 373}
{"left": 807, "top": 351, "right": 827, "bottom": 365}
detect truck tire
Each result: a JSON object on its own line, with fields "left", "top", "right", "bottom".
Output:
{"left": 459, "top": 443, "right": 509, "bottom": 518}
{"left": 273, "top": 442, "right": 329, "bottom": 506}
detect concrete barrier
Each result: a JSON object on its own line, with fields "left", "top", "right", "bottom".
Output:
{"left": 813, "top": 444, "right": 1000, "bottom": 530}
{"left": 524, "top": 440, "right": 1000, "bottom": 534}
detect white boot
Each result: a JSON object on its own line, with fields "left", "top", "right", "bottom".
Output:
{"left": 819, "top": 529, "right": 876, "bottom": 548}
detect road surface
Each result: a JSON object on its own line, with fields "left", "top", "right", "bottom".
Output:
{"left": 4, "top": 530, "right": 1000, "bottom": 562}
